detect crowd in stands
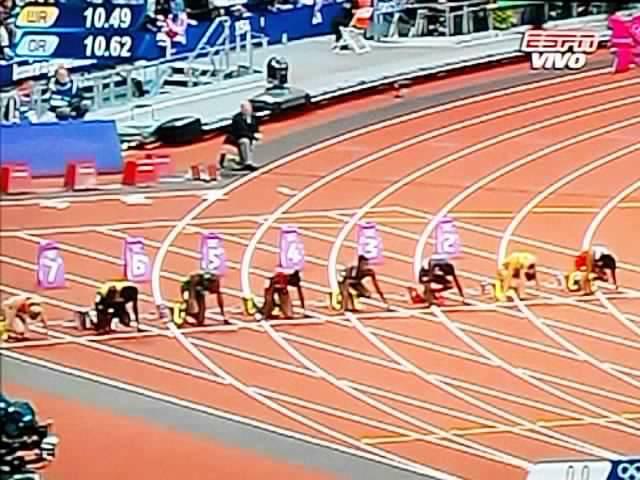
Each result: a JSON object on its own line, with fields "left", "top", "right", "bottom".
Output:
{"left": 2, "top": 65, "right": 89, "bottom": 123}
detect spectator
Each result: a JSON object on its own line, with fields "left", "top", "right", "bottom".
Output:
{"left": 229, "top": 100, "right": 261, "bottom": 171}
{"left": 46, "top": 66, "right": 88, "bottom": 121}
{"left": 331, "top": 1, "right": 353, "bottom": 49}
{"left": 2, "top": 80, "right": 36, "bottom": 123}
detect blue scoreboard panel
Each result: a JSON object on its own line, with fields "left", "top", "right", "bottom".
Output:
{"left": 527, "top": 458, "right": 640, "bottom": 480}
{"left": 13, "top": 1, "right": 153, "bottom": 60}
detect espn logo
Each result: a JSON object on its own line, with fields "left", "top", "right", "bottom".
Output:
{"left": 521, "top": 30, "right": 599, "bottom": 70}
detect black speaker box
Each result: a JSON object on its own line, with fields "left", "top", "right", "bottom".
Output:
{"left": 155, "top": 116, "right": 203, "bottom": 145}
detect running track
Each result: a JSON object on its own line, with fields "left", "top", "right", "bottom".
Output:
{"left": 2, "top": 65, "right": 640, "bottom": 480}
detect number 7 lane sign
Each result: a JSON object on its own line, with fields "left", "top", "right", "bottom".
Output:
{"left": 37, "top": 241, "right": 65, "bottom": 289}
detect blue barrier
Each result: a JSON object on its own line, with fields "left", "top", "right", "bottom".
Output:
{"left": 0, "top": 120, "right": 123, "bottom": 177}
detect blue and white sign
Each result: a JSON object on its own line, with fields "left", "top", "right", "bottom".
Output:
{"left": 526, "top": 458, "right": 640, "bottom": 480}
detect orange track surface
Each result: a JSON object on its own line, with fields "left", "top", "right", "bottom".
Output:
{"left": 2, "top": 64, "right": 640, "bottom": 479}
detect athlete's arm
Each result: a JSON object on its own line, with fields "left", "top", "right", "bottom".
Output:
{"left": 296, "top": 285, "right": 306, "bottom": 312}
{"left": 368, "top": 272, "right": 387, "bottom": 305}
{"left": 451, "top": 272, "right": 464, "bottom": 298}
{"left": 216, "top": 290, "right": 226, "bottom": 319}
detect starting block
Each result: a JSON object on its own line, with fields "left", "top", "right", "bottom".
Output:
{"left": 143, "top": 154, "right": 172, "bottom": 178}
{"left": 171, "top": 301, "right": 187, "bottom": 326}
{"left": 190, "top": 163, "right": 218, "bottom": 182}
{"left": 243, "top": 297, "right": 258, "bottom": 316}
{"left": 0, "top": 163, "right": 32, "bottom": 194}
{"left": 565, "top": 270, "right": 599, "bottom": 293}
{"left": 64, "top": 160, "right": 97, "bottom": 191}
{"left": 122, "top": 159, "right": 158, "bottom": 186}
{"left": 328, "top": 290, "right": 362, "bottom": 311}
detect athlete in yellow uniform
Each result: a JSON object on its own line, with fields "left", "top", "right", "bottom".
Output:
{"left": 495, "top": 252, "right": 539, "bottom": 301}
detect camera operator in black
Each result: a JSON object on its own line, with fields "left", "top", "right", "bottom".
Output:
{"left": 0, "top": 396, "right": 58, "bottom": 479}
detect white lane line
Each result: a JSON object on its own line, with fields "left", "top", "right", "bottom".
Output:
{"left": 582, "top": 179, "right": 640, "bottom": 251}
{"left": 166, "top": 322, "right": 443, "bottom": 477}
{"left": 394, "top": 205, "right": 640, "bottom": 285}
{"left": 497, "top": 145, "right": 640, "bottom": 265}
{"left": 240, "top": 75, "right": 640, "bottom": 299}
{"left": 0, "top": 207, "right": 389, "bottom": 237}
{"left": 261, "top": 320, "right": 530, "bottom": 468}
{"left": 1, "top": 348, "right": 440, "bottom": 476}
{"left": 413, "top": 113, "right": 640, "bottom": 282}
{"left": 0, "top": 285, "right": 229, "bottom": 385}
{"left": 10, "top": 233, "right": 640, "bottom": 448}
{"left": 584, "top": 180, "right": 640, "bottom": 339}
{"left": 493, "top": 146, "right": 640, "bottom": 392}
{"left": 347, "top": 310, "right": 619, "bottom": 459}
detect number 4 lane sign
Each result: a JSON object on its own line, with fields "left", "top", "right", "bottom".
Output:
{"left": 521, "top": 30, "right": 599, "bottom": 71}
{"left": 279, "top": 226, "right": 305, "bottom": 271}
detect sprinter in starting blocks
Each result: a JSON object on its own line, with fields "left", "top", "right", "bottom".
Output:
{"left": 573, "top": 245, "right": 618, "bottom": 294}
{"left": 408, "top": 254, "right": 464, "bottom": 306}
{"left": 174, "top": 271, "right": 227, "bottom": 326}
{"left": 494, "top": 251, "right": 539, "bottom": 302}
{"left": 244, "top": 269, "right": 305, "bottom": 320}
{"left": 330, "top": 255, "right": 388, "bottom": 312}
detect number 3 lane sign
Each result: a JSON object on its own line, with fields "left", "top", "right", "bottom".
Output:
{"left": 279, "top": 226, "right": 304, "bottom": 271}
{"left": 37, "top": 241, "right": 65, "bottom": 288}
{"left": 357, "top": 221, "right": 383, "bottom": 264}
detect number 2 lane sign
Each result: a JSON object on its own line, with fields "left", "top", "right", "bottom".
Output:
{"left": 37, "top": 241, "right": 65, "bottom": 288}
{"left": 435, "top": 216, "right": 461, "bottom": 258}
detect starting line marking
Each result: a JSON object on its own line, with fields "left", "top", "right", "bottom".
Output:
{"left": 450, "top": 202, "right": 640, "bottom": 219}
{"left": 360, "top": 408, "right": 640, "bottom": 445}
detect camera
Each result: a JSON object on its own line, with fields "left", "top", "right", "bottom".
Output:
{"left": 0, "top": 395, "right": 59, "bottom": 480}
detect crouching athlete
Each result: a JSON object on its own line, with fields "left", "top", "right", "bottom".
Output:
{"left": 570, "top": 245, "right": 618, "bottom": 294}
{"left": 409, "top": 255, "right": 464, "bottom": 306}
{"left": 333, "top": 255, "right": 388, "bottom": 312}
{"left": 176, "top": 271, "right": 226, "bottom": 326}
{"left": 93, "top": 281, "right": 140, "bottom": 333}
{"left": 1, "top": 295, "right": 48, "bottom": 341}
{"left": 494, "top": 251, "right": 539, "bottom": 301}
{"left": 247, "top": 269, "right": 305, "bottom": 320}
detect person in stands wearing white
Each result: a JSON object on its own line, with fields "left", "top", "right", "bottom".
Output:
{"left": 2, "top": 80, "right": 36, "bottom": 123}
{"left": 47, "top": 66, "right": 88, "bottom": 120}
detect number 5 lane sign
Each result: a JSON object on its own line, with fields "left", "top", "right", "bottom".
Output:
{"left": 521, "top": 30, "right": 599, "bottom": 71}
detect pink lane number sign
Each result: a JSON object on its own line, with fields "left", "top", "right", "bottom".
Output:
{"left": 37, "top": 241, "right": 65, "bottom": 288}
{"left": 279, "top": 225, "right": 304, "bottom": 271}
{"left": 357, "top": 222, "right": 383, "bottom": 264}
{"left": 200, "top": 232, "right": 227, "bottom": 275}
{"left": 124, "top": 237, "right": 151, "bottom": 283}
{"left": 435, "top": 216, "right": 461, "bottom": 257}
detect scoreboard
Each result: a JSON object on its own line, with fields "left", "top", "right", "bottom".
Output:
{"left": 13, "top": 1, "right": 154, "bottom": 60}
{"left": 527, "top": 458, "right": 640, "bottom": 480}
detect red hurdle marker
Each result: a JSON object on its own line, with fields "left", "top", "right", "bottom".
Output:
{"left": 0, "top": 163, "right": 32, "bottom": 194}
{"left": 64, "top": 160, "right": 97, "bottom": 191}
{"left": 122, "top": 159, "right": 158, "bottom": 186}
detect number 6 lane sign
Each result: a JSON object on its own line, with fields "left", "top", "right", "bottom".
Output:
{"left": 200, "top": 231, "right": 227, "bottom": 275}
{"left": 123, "top": 237, "right": 151, "bottom": 283}
{"left": 37, "top": 241, "right": 65, "bottom": 288}
{"left": 279, "top": 225, "right": 304, "bottom": 271}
